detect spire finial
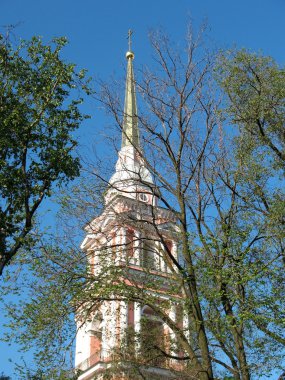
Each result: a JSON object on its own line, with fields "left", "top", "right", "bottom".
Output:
{"left": 127, "top": 29, "right": 133, "bottom": 52}
{"left": 126, "top": 29, "right": 134, "bottom": 60}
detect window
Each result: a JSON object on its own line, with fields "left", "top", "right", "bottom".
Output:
{"left": 128, "top": 302, "right": 135, "bottom": 326}
{"left": 141, "top": 306, "right": 165, "bottom": 366}
{"left": 142, "top": 239, "right": 156, "bottom": 270}
{"left": 165, "top": 240, "right": 172, "bottom": 254}
{"left": 110, "top": 233, "right": 117, "bottom": 256}
{"left": 139, "top": 192, "right": 148, "bottom": 202}
{"left": 126, "top": 229, "right": 135, "bottom": 257}
{"left": 126, "top": 302, "right": 135, "bottom": 348}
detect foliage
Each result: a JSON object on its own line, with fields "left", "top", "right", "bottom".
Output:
{"left": 14, "top": 365, "right": 81, "bottom": 380}
{"left": 216, "top": 49, "right": 285, "bottom": 267}
{"left": 0, "top": 34, "right": 92, "bottom": 275}
{"left": 0, "top": 373, "right": 11, "bottom": 380}
{"left": 217, "top": 49, "right": 285, "bottom": 168}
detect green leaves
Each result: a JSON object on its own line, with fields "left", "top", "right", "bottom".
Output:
{"left": 216, "top": 49, "right": 285, "bottom": 168}
{"left": 0, "top": 35, "right": 93, "bottom": 274}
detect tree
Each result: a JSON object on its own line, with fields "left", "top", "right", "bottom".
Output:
{"left": 217, "top": 49, "right": 285, "bottom": 168}
{"left": 0, "top": 34, "right": 92, "bottom": 275}
{"left": 0, "top": 373, "right": 11, "bottom": 380}
{"left": 216, "top": 49, "right": 285, "bottom": 263}
{"left": 2, "top": 26, "right": 285, "bottom": 380}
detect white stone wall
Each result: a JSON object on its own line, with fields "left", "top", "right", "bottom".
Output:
{"left": 75, "top": 320, "right": 90, "bottom": 367}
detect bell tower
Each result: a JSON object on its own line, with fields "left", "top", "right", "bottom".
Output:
{"left": 75, "top": 36, "right": 184, "bottom": 380}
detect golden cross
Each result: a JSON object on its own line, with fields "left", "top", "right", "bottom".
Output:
{"left": 127, "top": 29, "right": 133, "bottom": 51}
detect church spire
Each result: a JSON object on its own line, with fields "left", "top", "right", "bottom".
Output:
{"left": 122, "top": 30, "right": 139, "bottom": 149}
{"left": 104, "top": 32, "right": 155, "bottom": 205}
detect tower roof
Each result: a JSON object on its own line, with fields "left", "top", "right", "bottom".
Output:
{"left": 121, "top": 50, "right": 139, "bottom": 149}
{"left": 105, "top": 33, "right": 155, "bottom": 205}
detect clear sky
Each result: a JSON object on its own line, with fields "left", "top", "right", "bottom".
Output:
{"left": 0, "top": 0, "right": 284, "bottom": 377}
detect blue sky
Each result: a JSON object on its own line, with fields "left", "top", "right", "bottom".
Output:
{"left": 0, "top": 0, "right": 285, "bottom": 377}
{"left": 2, "top": 0, "right": 285, "bottom": 158}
